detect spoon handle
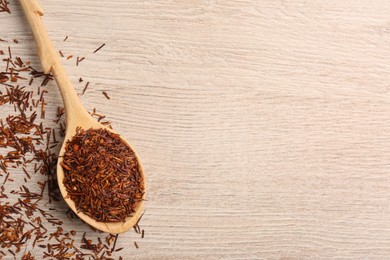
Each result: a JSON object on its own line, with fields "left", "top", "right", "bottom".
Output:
{"left": 20, "top": 0, "right": 90, "bottom": 123}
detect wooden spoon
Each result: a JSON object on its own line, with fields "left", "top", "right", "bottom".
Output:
{"left": 20, "top": 0, "right": 145, "bottom": 234}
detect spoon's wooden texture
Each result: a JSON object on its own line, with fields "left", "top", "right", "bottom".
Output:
{"left": 19, "top": 0, "right": 144, "bottom": 234}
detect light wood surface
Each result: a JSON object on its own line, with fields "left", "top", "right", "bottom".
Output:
{"left": 2, "top": 0, "right": 390, "bottom": 258}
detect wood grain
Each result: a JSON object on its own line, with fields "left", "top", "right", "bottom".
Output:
{"left": 2, "top": 0, "right": 390, "bottom": 258}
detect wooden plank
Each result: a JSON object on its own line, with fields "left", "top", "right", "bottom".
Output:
{"left": 2, "top": 0, "right": 390, "bottom": 258}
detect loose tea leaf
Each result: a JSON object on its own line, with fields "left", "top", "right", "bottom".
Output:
{"left": 93, "top": 43, "right": 105, "bottom": 54}
{"left": 0, "top": 0, "right": 10, "bottom": 14}
{"left": 102, "top": 91, "right": 110, "bottom": 100}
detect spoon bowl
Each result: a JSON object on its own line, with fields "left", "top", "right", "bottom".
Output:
{"left": 20, "top": 0, "right": 145, "bottom": 234}
{"left": 56, "top": 110, "right": 146, "bottom": 234}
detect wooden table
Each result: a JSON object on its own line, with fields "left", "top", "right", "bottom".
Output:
{"left": 2, "top": 0, "right": 390, "bottom": 258}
